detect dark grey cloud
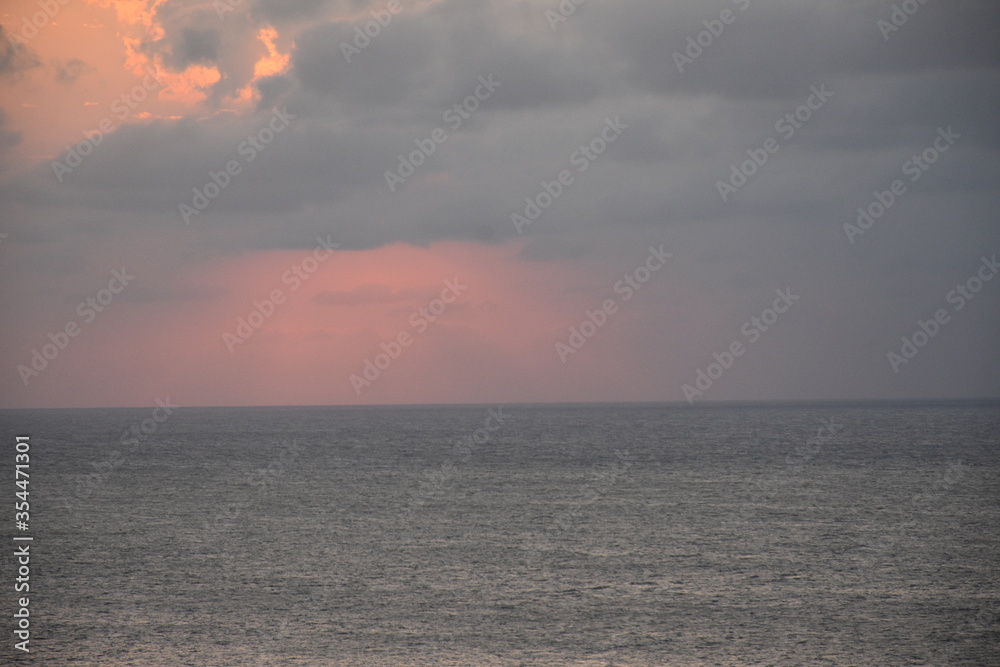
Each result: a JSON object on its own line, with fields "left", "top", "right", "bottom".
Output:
{"left": 249, "top": 0, "right": 337, "bottom": 24}
{"left": 255, "top": 73, "right": 294, "bottom": 110}
{"left": 0, "top": 107, "right": 20, "bottom": 175}
{"left": 0, "top": 27, "right": 40, "bottom": 78}
{"left": 292, "top": 0, "right": 604, "bottom": 114}
{"left": 313, "top": 284, "right": 417, "bottom": 305}
{"left": 0, "top": 107, "right": 21, "bottom": 151}
{"left": 0, "top": 108, "right": 24, "bottom": 183}
{"left": 172, "top": 27, "right": 222, "bottom": 68}
{"left": 54, "top": 57, "right": 91, "bottom": 85}
{"left": 591, "top": 0, "right": 1000, "bottom": 100}
{"left": 38, "top": 0, "right": 992, "bottom": 247}
{"left": 2, "top": 3, "right": 996, "bottom": 272}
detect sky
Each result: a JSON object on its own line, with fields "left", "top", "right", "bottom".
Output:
{"left": 0, "top": 0, "right": 998, "bottom": 409}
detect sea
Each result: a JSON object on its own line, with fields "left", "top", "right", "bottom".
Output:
{"left": 0, "top": 401, "right": 997, "bottom": 666}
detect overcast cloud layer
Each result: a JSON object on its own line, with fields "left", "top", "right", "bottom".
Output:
{"left": 0, "top": 0, "right": 998, "bottom": 408}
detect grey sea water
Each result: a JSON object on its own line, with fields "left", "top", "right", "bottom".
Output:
{"left": 1, "top": 401, "right": 998, "bottom": 666}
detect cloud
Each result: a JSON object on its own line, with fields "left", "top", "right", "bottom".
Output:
{"left": 5, "top": 0, "right": 998, "bottom": 259}
{"left": 593, "top": 0, "right": 1000, "bottom": 100}
{"left": 171, "top": 27, "right": 222, "bottom": 68}
{"left": 313, "top": 284, "right": 419, "bottom": 306}
{"left": 291, "top": 0, "right": 603, "bottom": 114}
{"left": 104, "top": 0, "right": 291, "bottom": 107}
{"left": 254, "top": 73, "right": 293, "bottom": 110}
{"left": 0, "top": 26, "right": 41, "bottom": 78}
{"left": 54, "top": 57, "right": 93, "bottom": 84}
{"left": 0, "top": 108, "right": 21, "bottom": 172}
{"left": 249, "top": 0, "right": 336, "bottom": 24}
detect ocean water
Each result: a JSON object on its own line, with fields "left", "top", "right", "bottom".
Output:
{"left": 1, "top": 401, "right": 998, "bottom": 666}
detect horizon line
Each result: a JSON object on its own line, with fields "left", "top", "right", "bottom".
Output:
{"left": 2, "top": 397, "right": 999, "bottom": 411}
